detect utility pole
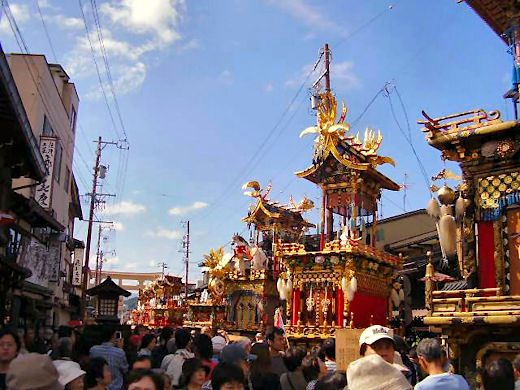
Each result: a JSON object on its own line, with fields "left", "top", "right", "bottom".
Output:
{"left": 80, "top": 137, "right": 118, "bottom": 320}
{"left": 180, "top": 221, "right": 190, "bottom": 300}
{"left": 185, "top": 221, "right": 190, "bottom": 299}
{"left": 157, "top": 262, "right": 168, "bottom": 279}
{"left": 95, "top": 224, "right": 103, "bottom": 285}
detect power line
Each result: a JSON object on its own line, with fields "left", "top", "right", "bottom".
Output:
{"left": 77, "top": 0, "right": 121, "bottom": 141}
{"left": 89, "top": 0, "right": 128, "bottom": 142}
{"left": 35, "top": 0, "right": 58, "bottom": 63}
{"left": 333, "top": 3, "right": 396, "bottom": 49}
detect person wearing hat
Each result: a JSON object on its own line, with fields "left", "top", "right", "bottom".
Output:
{"left": 347, "top": 354, "right": 412, "bottom": 390}
{"left": 53, "top": 360, "right": 85, "bottom": 390}
{"left": 179, "top": 358, "right": 211, "bottom": 390}
{"left": 359, "top": 325, "right": 396, "bottom": 364}
{"left": 6, "top": 353, "right": 64, "bottom": 390}
{"left": 221, "top": 343, "right": 257, "bottom": 390}
{"left": 414, "top": 338, "right": 469, "bottom": 390}
{"left": 211, "top": 335, "right": 226, "bottom": 360}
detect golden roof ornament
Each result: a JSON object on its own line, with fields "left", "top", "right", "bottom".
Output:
{"left": 299, "top": 90, "right": 395, "bottom": 169}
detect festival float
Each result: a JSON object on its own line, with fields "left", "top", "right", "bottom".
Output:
{"left": 273, "top": 44, "right": 404, "bottom": 341}
{"left": 132, "top": 275, "right": 185, "bottom": 328}
{"left": 418, "top": 107, "right": 520, "bottom": 385}
{"left": 414, "top": 1, "right": 520, "bottom": 386}
{"left": 187, "top": 184, "right": 315, "bottom": 334}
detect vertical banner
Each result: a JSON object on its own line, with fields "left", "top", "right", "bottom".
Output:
{"left": 72, "top": 247, "right": 84, "bottom": 286}
{"left": 35, "top": 136, "right": 57, "bottom": 209}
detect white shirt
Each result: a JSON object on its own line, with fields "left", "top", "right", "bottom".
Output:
{"left": 165, "top": 349, "right": 194, "bottom": 386}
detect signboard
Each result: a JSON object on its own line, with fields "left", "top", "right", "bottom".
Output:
{"left": 48, "top": 242, "right": 62, "bottom": 282}
{"left": 72, "top": 247, "right": 84, "bottom": 286}
{"left": 35, "top": 136, "right": 57, "bottom": 209}
{"left": 335, "top": 328, "right": 365, "bottom": 371}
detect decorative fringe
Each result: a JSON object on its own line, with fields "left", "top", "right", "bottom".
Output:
{"left": 427, "top": 198, "right": 441, "bottom": 218}
{"left": 440, "top": 204, "right": 452, "bottom": 217}
{"left": 439, "top": 215, "right": 457, "bottom": 256}
{"left": 455, "top": 196, "right": 466, "bottom": 220}
{"left": 481, "top": 191, "right": 520, "bottom": 221}
{"left": 346, "top": 286, "right": 355, "bottom": 302}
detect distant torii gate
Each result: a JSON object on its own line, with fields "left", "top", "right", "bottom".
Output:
{"left": 89, "top": 271, "right": 163, "bottom": 291}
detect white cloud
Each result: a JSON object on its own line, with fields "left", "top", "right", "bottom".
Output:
{"left": 100, "top": 0, "right": 184, "bottom": 46}
{"left": 45, "top": 14, "right": 83, "bottom": 30}
{"left": 124, "top": 262, "right": 137, "bottom": 269}
{"left": 0, "top": 3, "right": 30, "bottom": 33}
{"left": 217, "top": 70, "right": 234, "bottom": 85}
{"left": 286, "top": 61, "right": 359, "bottom": 91}
{"left": 112, "top": 221, "right": 124, "bottom": 231}
{"left": 264, "top": 83, "right": 274, "bottom": 92}
{"left": 169, "top": 201, "right": 209, "bottom": 215}
{"left": 104, "top": 256, "right": 120, "bottom": 264}
{"left": 145, "top": 227, "right": 183, "bottom": 240}
{"left": 63, "top": 0, "right": 187, "bottom": 96}
{"left": 103, "top": 201, "right": 146, "bottom": 216}
{"left": 268, "top": 0, "right": 343, "bottom": 35}
{"left": 179, "top": 39, "right": 201, "bottom": 52}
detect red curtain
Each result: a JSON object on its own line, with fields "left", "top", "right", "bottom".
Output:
{"left": 291, "top": 290, "right": 300, "bottom": 326}
{"left": 336, "top": 288, "right": 344, "bottom": 326}
{"left": 349, "top": 293, "right": 387, "bottom": 328}
{"left": 477, "top": 221, "right": 497, "bottom": 289}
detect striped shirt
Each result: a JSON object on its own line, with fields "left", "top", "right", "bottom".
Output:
{"left": 90, "top": 342, "right": 128, "bottom": 390}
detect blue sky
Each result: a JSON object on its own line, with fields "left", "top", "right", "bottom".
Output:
{"left": 0, "top": 0, "right": 513, "bottom": 282}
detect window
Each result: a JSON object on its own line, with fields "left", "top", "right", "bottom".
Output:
{"left": 70, "top": 107, "right": 77, "bottom": 134}
{"left": 42, "top": 115, "right": 53, "bottom": 136}
{"left": 54, "top": 142, "right": 63, "bottom": 183}
{"left": 64, "top": 166, "right": 70, "bottom": 193}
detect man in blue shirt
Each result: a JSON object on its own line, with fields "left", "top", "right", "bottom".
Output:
{"left": 414, "top": 338, "right": 469, "bottom": 390}
{"left": 90, "top": 327, "right": 128, "bottom": 390}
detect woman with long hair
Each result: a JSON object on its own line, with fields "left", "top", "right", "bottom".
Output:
{"left": 280, "top": 347, "right": 307, "bottom": 390}
{"left": 85, "top": 357, "right": 112, "bottom": 390}
{"left": 249, "top": 343, "right": 280, "bottom": 390}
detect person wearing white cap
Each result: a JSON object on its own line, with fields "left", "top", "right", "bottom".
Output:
{"left": 53, "top": 360, "right": 85, "bottom": 390}
{"left": 358, "top": 325, "right": 396, "bottom": 364}
{"left": 347, "top": 354, "right": 412, "bottom": 390}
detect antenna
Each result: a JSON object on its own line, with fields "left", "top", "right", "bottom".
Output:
{"left": 400, "top": 173, "right": 414, "bottom": 211}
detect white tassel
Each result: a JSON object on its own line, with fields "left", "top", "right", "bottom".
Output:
{"left": 279, "top": 280, "right": 287, "bottom": 300}
{"left": 286, "top": 279, "right": 293, "bottom": 295}
{"left": 391, "top": 289, "right": 400, "bottom": 308}
{"left": 277, "top": 278, "right": 283, "bottom": 294}
{"left": 439, "top": 215, "right": 457, "bottom": 256}
{"left": 350, "top": 277, "right": 358, "bottom": 292}
{"left": 441, "top": 205, "right": 452, "bottom": 217}
{"left": 346, "top": 286, "right": 355, "bottom": 301}
{"left": 399, "top": 289, "right": 404, "bottom": 302}
{"left": 341, "top": 276, "right": 348, "bottom": 291}
{"left": 455, "top": 196, "right": 466, "bottom": 220}
{"left": 427, "top": 198, "right": 441, "bottom": 218}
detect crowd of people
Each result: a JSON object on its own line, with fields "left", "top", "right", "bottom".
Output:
{"left": 0, "top": 323, "right": 519, "bottom": 390}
